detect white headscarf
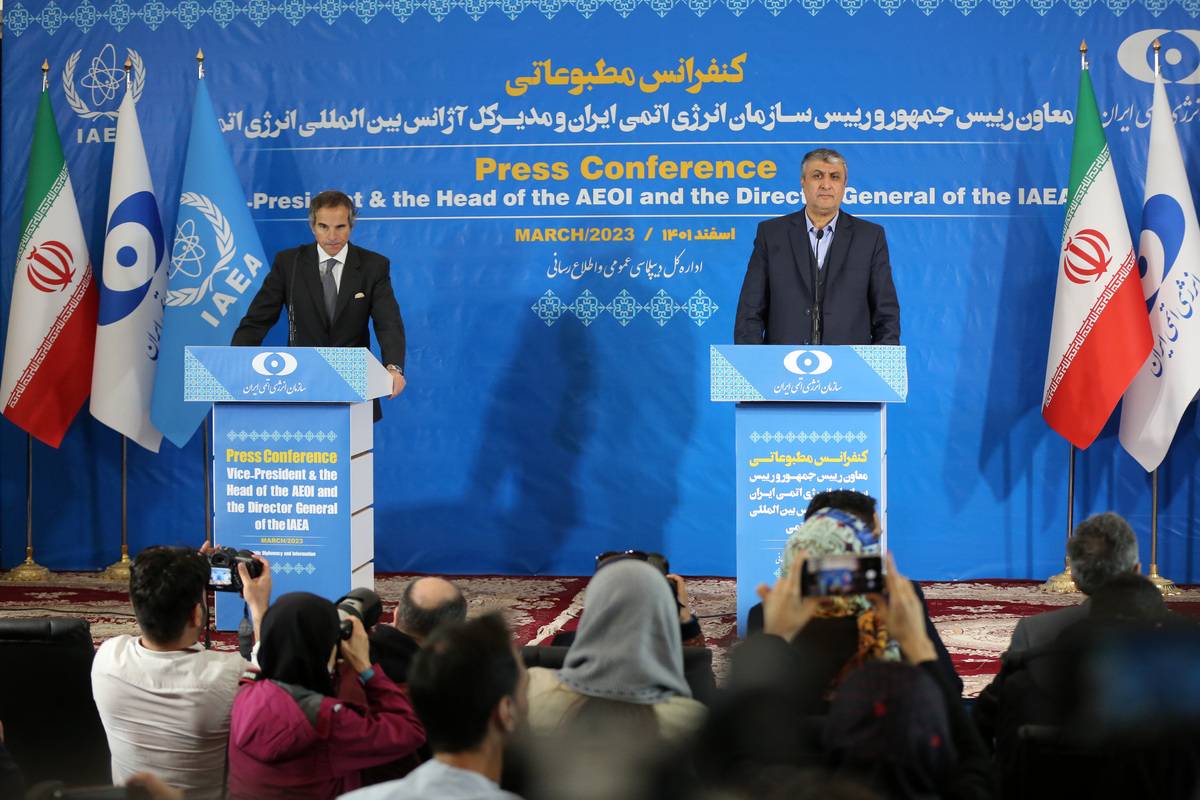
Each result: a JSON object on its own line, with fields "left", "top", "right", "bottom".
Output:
{"left": 557, "top": 559, "right": 692, "bottom": 704}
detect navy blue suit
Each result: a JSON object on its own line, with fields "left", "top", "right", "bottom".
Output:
{"left": 733, "top": 209, "right": 900, "bottom": 345}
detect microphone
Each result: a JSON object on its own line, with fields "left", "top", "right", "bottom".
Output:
{"left": 287, "top": 251, "right": 298, "bottom": 347}
{"left": 811, "top": 227, "right": 824, "bottom": 345}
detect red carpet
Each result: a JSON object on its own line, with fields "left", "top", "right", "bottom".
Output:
{"left": 2, "top": 571, "right": 1198, "bottom": 698}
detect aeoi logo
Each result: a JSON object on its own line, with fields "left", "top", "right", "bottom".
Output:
{"left": 251, "top": 351, "right": 299, "bottom": 376}
{"left": 783, "top": 349, "right": 833, "bottom": 375}
{"left": 1118, "top": 29, "right": 1200, "bottom": 84}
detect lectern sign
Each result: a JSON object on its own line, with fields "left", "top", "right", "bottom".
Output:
{"left": 710, "top": 345, "right": 907, "bottom": 635}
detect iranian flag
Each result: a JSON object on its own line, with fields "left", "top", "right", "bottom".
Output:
{"left": 1042, "top": 64, "right": 1152, "bottom": 450}
{"left": 0, "top": 90, "right": 98, "bottom": 447}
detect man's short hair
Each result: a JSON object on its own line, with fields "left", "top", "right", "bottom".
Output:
{"left": 398, "top": 579, "right": 467, "bottom": 639}
{"left": 129, "top": 547, "right": 210, "bottom": 644}
{"left": 1068, "top": 512, "right": 1139, "bottom": 595}
{"left": 307, "top": 190, "right": 358, "bottom": 227}
{"left": 801, "top": 148, "right": 847, "bottom": 176}
{"left": 805, "top": 490, "right": 876, "bottom": 528}
{"left": 408, "top": 613, "right": 519, "bottom": 753}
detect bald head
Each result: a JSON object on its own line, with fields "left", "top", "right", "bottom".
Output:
{"left": 395, "top": 577, "right": 467, "bottom": 643}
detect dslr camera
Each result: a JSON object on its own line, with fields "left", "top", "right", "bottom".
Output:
{"left": 207, "top": 546, "right": 263, "bottom": 593}
{"left": 337, "top": 587, "right": 383, "bottom": 639}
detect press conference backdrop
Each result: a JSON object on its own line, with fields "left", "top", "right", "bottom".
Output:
{"left": 1, "top": 2, "right": 1199, "bottom": 579}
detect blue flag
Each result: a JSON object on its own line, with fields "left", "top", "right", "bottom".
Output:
{"left": 151, "top": 79, "right": 268, "bottom": 448}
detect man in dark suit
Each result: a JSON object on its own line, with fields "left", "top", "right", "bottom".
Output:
{"left": 733, "top": 149, "right": 900, "bottom": 345}
{"left": 232, "top": 190, "right": 406, "bottom": 400}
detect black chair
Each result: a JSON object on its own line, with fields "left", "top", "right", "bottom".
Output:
{"left": 0, "top": 618, "right": 110, "bottom": 786}
{"left": 520, "top": 644, "right": 717, "bottom": 705}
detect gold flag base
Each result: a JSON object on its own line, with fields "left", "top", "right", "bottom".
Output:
{"left": 2, "top": 557, "right": 51, "bottom": 582}
{"left": 1039, "top": 569, "right": 1078, "bottom": 594}
{"left": 101, "top": 553, "right": 132, "bottom": 583}
{"left": 1148, "top": 568, "right": 1182, "bottom": 597}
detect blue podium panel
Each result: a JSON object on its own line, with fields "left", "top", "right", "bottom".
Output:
{"left": 711, "top": 345, "right": 905, "bottom": 636}
{"left": 213, "top": 402, "right": 353, "bottom": 628}
{"left": 734, "top": 403, "right": 885, "bottom": 635}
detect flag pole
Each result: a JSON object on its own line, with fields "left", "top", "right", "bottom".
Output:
{"left": 1143, "top": 38, "right": 1180, "bottom": 597}
{"left": 1041, "top": 444, "right": 1078, "bottom": 592}
{"left": 102, "top": 436, "right": 133, "bottom": 581}
{"left": 102, "top": 57, "right": 137, "bottom": 583}
{"left": 5, "top": 61, "right": 58, "bottom": 584}
{"left": 192, "top": 49, "right": 214, "bottom": 549}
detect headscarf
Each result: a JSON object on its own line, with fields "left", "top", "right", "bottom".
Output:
{"left": 257, "top": 591, "right": 342, "bottom": 696}
{"left": 824, "top": 661, "right": 956, "bottom": 800}
{"left": 780, "top": 509, "right": 900, "bottom": 676}
{"left": 558, "top": 559, "right": 692, "bottom": 704}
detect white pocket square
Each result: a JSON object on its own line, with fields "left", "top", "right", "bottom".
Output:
{"left": 354, "top": 292, "right": 366, "bottom": 299}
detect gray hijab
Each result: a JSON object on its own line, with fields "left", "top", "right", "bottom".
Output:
{"left": 558, "top": 559, "right": 692, "bottom": 704}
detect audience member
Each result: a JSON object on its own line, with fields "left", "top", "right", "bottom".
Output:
{"left": 973, "top": 512, "right": 1142, "bottom": 751}
{"left": 370, "top": 576, "right": 467, "bottom": 684}
{"left": 341, "top": 613, "right": 526, "bottom": 799}
{"left": 552, "top": 552, "right": 706, "bottom": 648}
{"left": 526, "top": 559, "right": 706, "bottom": 743}
{"left": 1005, "top": 512, "right": 1141, "bottom": 656}
{"left": 749, "top": 508, "right": 961, "bottom": 702}
{"left": 226, "top": 592, "right": 425, "bottom": 799}
{"left": 91, "top": 546, "right": 271, "bottom": 799}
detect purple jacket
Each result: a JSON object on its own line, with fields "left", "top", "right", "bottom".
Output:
{"left": 227, "top": 665, "right": 425, "bottom": 799}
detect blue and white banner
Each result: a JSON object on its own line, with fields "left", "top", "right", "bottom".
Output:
{"left": 152, "top": 79, "right": 270, "bottom": 448}
{"left": 2, "top": 1, "right": 1200, "bottom": 579}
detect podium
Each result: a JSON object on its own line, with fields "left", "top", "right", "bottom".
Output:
{"left": 710, "top": 345, "right": 907, "bottom": 635}
{"left": 185, "top": 346, "right": 393, "bottom": 630}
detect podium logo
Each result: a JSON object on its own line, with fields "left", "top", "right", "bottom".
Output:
{"left": 783, "top": 349, "right": 832, "bottom": 375}
{"left": 1118, "top": 30, "right": 1200, "bottom": 84}
{"left": 251, "top": 351, "right": 299, "bottom": 376}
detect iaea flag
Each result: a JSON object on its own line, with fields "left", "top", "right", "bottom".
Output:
{"left": 150, "top": 79, "right": 268, "bottom": 448}
{"left": 90, "top": 87, "right": 167, "bottom": 453}
{"left": 1119, "top": 73, "right": 1200, "bottom": 471}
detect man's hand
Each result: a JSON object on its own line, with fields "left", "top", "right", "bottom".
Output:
{"left": 389, "top": 371, "right": 406, "bottom": 398}
{"left": 666, "top": 574, "right": 695, "bottom": 624}
{"left": 198, "top": 540, "right": 213, "bottom": 556}
{"left": 756, "top": 552, "right": 818, "bottom": 641}
{"left": 126, "top": 773, "right": 185, "bottom": 800}
{"left": 238, "top": 555, "right": 272, "bottom": 642}
{"left": 870, "top": 553, "right": 936, "bottom": 665}
{"left": 339, "top": 615, "right": 372, "bottom": 674}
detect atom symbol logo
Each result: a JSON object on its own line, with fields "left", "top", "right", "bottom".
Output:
{"left": 170, "top": 218, "right": 207, "bottom": 279}
{"left": 80, "top": 44, "right": 124, "bottom": 108}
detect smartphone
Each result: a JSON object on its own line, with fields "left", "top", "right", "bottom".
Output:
{"left": 209, "top": 566, "right": 233, "bottom": 587}
{"left": 799, "top": 554, "right": 884, "bottom": 597}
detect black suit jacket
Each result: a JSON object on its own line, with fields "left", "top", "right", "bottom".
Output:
{"left": 733, "top": 209, "right": 900, "bottom": 346}
{"left": 232, "top": 242, "right": 406, "bottom": 370}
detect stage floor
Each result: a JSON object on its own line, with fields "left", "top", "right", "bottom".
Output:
{"left": 2, "top": 572, "right": 1198, "bottom": 698}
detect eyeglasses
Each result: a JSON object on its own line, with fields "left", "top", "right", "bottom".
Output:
{"left": 594, "top": 550, "right": 670, "bottom": 575}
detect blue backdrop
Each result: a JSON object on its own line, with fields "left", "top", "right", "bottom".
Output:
{"left": 2, "top": 0, "right": 1199, "bottom": 580}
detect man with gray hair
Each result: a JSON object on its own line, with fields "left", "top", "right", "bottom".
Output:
{"left": 1007, "top": 511, "right": 1141, "bottom": 656}
{"left": 733, "top": 148, "right": 900, "bottom": 346}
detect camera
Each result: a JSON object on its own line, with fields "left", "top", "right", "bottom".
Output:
{"left": 337, "top": 587, "right": 383, "bottom": 640}
{"left": 799, "top": 554, "right": 884, "bottom": 597}
{"left": 207, "top": 546, "right": 263, "bottom": 593}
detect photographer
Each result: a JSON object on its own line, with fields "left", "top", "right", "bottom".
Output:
{"left": 226, "top": 592, "right": 425, "bottom": 798}
{"left": 91, "top": 545, "right": 272, "bottom": 800}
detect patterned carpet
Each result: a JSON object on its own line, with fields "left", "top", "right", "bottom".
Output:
{"left": 2, "top": 571, "right": 1198, "bottom": 698}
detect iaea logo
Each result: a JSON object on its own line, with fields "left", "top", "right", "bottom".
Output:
{"left": 167, "top": 193, "right": 237, "bottom": 308}
{"left": 61, "top": 43, "right": 146, "bottom": 120}
{"left": 783, "top": 349, "right": 832, "bottom": 375}
{"left": 251, "top": 352, "right": 299, "bottom": 376}
{"left": 1118, "top": 30, "right": 1200, "bottom": 84}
